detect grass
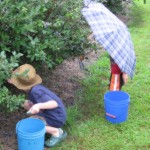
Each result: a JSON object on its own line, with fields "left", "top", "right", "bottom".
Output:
{"left": 0, "top": 145, "right": 3, "bottom": 150}
{"left": 53, "top": 1, "right": 150, "bottom": 150}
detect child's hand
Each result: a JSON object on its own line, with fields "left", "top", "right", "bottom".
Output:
{"left": 22, "top": 100, "right": 33, "bottom": 110}
{"left": 7, "top": 78, "right": 13, "bottom": 84}
{"left": 7, "top": 69, "right": 19, "bottom": 84}
{"left": 122, "top": 73, "right": 129, "bottom": 84}
{"left": 28, "top": 104, "right": 40, "bottom": 115}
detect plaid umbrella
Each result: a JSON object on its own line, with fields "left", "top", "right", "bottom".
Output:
{"left": 81, "top": 0, "right": 136, "bottom": 78}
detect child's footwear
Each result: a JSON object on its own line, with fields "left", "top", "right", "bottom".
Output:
{"left": 45, "top": 129, "right": 67, "bottom": 148}
{"left": 45, "top": 133, "right": 51, "bottom": 140}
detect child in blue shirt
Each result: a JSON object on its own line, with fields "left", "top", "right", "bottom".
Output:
{"left": 8, "top": 64, "right": 67, "bottom": 148}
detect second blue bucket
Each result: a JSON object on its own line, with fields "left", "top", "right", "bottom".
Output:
{"left": 16, "top": 118, "right": 46, "bottom": 150}
{"left": 104, "top": 91, "right": 130, "bottom": 124}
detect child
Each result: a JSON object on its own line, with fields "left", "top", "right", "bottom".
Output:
{"left": 81, "top": 0, "right": 136, "bottom": 87}
{"left": 8, "top": 64, "right": 67, "bottom": 148}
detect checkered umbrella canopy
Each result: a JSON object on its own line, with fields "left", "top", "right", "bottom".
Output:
{"left": 81, "top": 0, "right": 136, "bottom": 78}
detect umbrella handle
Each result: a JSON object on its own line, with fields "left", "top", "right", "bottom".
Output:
{"left": 16, "top": 120, "right": 21, "bottom": 134}
{"left": 105, "top": 113, "right": 116, "bottom": 118}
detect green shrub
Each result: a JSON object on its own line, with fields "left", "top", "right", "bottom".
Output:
{"left": 0, "top": 0, "right": 91, "bottom": 68}
{"left": 99, "top": 0, "right": 133, "bottom": 14}
{"left": 102, "top": 0, "right": 124, "bottom": 13}
{"left": 0, "top": 51, "right": 23, "bottom": 86}
{"left": 0, "top": 86, "right": 25, "bottom": 113}
{"left": 0, "top": 0, "right": 128, "bottom": 113}
{"left": 0, "top": 0, "right": 92, "bottom": 112}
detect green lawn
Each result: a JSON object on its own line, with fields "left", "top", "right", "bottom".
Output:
{"left": 53, "top": 1, "right": 150, "bottom": 150}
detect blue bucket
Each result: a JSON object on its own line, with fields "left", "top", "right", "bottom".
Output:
{"left": 104, "top": 91, "right": 130, "bottom": 124}
{"left": 16, "top": 118, "right": 46, "bottom": 150}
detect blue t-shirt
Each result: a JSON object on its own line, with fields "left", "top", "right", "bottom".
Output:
{"left": 28, "top": 84, "right": 67, "bottom": 127}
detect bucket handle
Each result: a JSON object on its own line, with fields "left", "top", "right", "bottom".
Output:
{"left": 105, "top": 113, "right": 116, "bottom": 118}
{"left": 16, "top": 120, "right": 21, "bottom": 134}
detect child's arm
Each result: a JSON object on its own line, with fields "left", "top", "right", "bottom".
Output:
{"left": 27, "top": 100, "right": 58, "bottom": 114}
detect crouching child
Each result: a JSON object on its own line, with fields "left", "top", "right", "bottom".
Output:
{"left": 8, "top": 64, "right": 67, "bottom": 148}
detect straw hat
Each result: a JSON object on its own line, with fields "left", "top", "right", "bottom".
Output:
{"left": 10, "top": 64, "right": 42, "bottom": 90}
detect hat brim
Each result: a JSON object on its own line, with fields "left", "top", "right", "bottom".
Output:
{"left": 11, "top": 74, "right": 42, "bottom": 90}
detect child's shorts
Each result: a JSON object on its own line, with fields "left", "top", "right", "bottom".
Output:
{"left": 29, "top": 115, "right": 64, "bottom": 128}
{"left": 29, "top": 115, "right": 47, "bottom": 125}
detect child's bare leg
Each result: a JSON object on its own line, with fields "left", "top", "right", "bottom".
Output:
{"left": 122, "top": 73, "right": 129, "bottom": 84}
{"left": 46, "top": 126, "right": 63, "bottom": 137}
{"left": 45, "top": 126, "right": 67, "bottom": 147}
